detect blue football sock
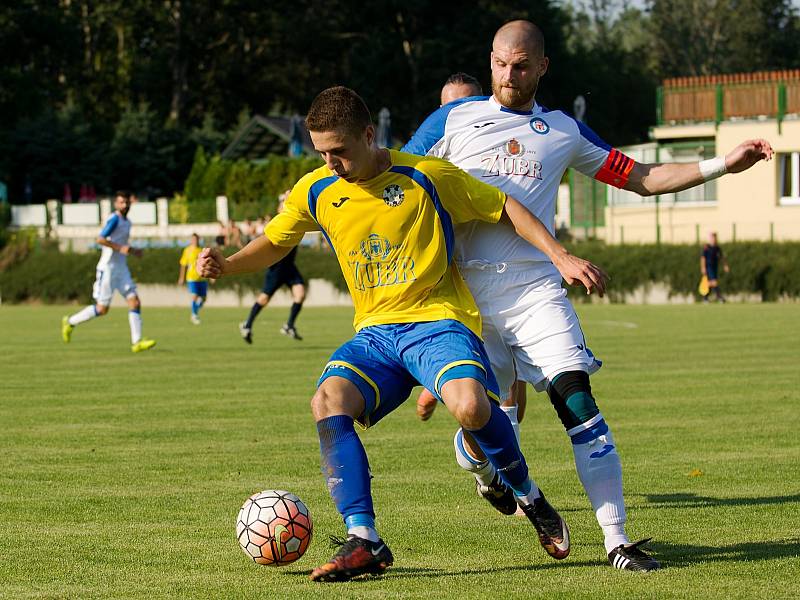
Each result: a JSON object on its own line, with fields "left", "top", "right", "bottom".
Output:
{"left": 316, "top": 415, "right": 375, "bottom": 527}
{"left": 465, "top": 402, "right": 531, "bottom": 496}
{"left": 191, "top": 300, "right": 199, "bottom": 315}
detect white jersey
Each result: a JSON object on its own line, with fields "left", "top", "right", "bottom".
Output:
{"left": 403, "top": 95, "right": 631, "bottom": 264}
{"left": 96, "top": 212, "right": 132, "bottom": 269}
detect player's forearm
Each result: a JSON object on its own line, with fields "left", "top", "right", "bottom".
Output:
{"left": 222, "top": 235, "right": 291, "bottom": 276}
{"left": 501, "top": 196, "right": 569, "bottom": 263}
{"left": 97, "top": 237, "right": 122, "bottom": 252}
{"left": 625, "top": 162, "right": 708, "bottom": 196}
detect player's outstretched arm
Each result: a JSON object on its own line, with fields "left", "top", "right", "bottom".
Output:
{"left": 196, "top": 236, "right": 292, "bottom": 279}
{"left": 502, "top": 196, "right": 608, "bottom": 296}
{"left": 624, "top": 139, "right": 773, "bottom": 196}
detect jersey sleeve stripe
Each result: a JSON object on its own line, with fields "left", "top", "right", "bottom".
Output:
{"left": 307, "top": 175, "right": 339, "bottom": 251}
{"left": 99, "top": 214, "right": 119, "bottom": 238}
{"left": 401, "top": 96, "right": 489, "bottom": 156}
{"left": 575, "top": 119, "right": 612, "bottom": 152}
{"left": 389, "top": 165, "right": 455, "bottom": 264}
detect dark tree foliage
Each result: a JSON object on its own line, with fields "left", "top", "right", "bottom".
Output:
{"left": 0, "top": 0, "right": 796, "bottom": 203}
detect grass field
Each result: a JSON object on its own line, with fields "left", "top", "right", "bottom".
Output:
{"left": 1, "top": 303, "right": 799, "bottom": 599}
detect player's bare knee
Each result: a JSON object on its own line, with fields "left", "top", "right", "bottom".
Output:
{"left": 311, "top": 379, "right": 364, "bottom": 421}
{"left": 441, "top": 380, "right": 490, "bottom": 430}
{"left": 95, "top": 304, "right": 109, "bottom": 316}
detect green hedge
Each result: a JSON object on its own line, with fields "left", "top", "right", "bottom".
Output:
{"left": 0, "top": 246, "right": 345, "bottom": 304}
{"left": 180, "top": 148, "right": 323, "bottom": 223}
{"left": 562, "top": 241, "right": 800, "bottom": 302}
{"left": 1, "top": 241, "right": 799, "bottom": 304}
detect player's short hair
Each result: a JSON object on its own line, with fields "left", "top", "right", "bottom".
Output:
{"left": 114, "top": 190, "right": 131, "bottom": 200}
{"left": 306, "top": 86, "right": 372, "bottom": 137}
{"left": 443, "top": 73, "right": 483, "bottom": 94}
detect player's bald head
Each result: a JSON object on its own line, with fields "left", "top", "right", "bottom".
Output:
{"left": 493, "top": 20, "right": 545, "bottom": 57}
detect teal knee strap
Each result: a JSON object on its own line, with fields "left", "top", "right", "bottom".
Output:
{"left": 564, "top": 392, "right": 599, "bottom": 427}
{"left": 548, "top": 371, "right": 599, "bottom": 430}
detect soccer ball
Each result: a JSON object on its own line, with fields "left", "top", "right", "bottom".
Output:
{"left": 236, "top": 490, "right": 313, "bottom": 566}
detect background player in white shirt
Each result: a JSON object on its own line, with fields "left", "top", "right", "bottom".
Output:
{"left": 61, "top": 191, "right": 156, "bottom": 353}
{"left": 404, "top": 20, "right": 773, "bottom": 571}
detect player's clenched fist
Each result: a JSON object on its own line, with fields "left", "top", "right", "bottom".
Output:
{"left": 416, "top": 388, "right": 439, "bottom": 421}
{"left": 725, "top": 138, "right": 774, "bottom": 173}
{"left": 196, "top": 247, "right": 226, "bottom": 279}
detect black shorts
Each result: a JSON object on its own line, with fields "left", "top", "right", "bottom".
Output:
{"left": 263, "top": 265, "right": 305, "bottom": 295}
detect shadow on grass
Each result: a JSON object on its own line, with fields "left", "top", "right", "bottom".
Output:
{"left": 641, "top": 492, "right": 800, "bottom": 509}
{"left": 651, "top": 538, "right": 800, "bottom": 567}
{"left": 281, "top": 560, "right": 602, "bottom": 581}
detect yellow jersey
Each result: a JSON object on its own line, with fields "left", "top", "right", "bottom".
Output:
{"left": 179, "top": 245, "right": 204, "bottom": 282}
{"left": 264, "top": 150, "right": 506, "bottom": 336}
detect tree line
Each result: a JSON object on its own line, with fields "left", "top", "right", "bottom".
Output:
{"left": 1, "top": 0, "right": 797, "bottom": 204}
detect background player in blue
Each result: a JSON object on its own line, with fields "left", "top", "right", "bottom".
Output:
{"left": 197, "top": 86, "right": 609, "bottom": 582}
{"left": 239, "top": 193, "right": 307, "bottom": 343}
{"left": 440, "top": 72, "right": 483, "bottom": 106}
{"left": 61, "top": 191, "right": 156, "bottom": 353}
{"left": 700, "top": 231, "right": 730, "bottom": 302}
{"left": 404, "top": 20, "right": 773, "bottom": 572}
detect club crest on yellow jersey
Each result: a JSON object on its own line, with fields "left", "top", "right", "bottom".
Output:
{"left": 382, "top": 184, "right": 405, "bottom": 207}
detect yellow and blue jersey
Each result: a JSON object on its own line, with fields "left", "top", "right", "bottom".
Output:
{"left": 179, "top": 245, "right": 205, "bottom": 282}
{"left": 264, "top": 149, "right": 507, "bottom": 336}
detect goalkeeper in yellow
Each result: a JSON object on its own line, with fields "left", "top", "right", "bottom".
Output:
{"left": 196, "top": 86, "right": 607, "bottom": 582}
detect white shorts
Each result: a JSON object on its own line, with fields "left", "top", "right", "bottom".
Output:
{"left": 460, "top": 260, "right": 601, "bottom": 398}
{"left": 92, "top": 264, "right": 138, "bottom": 306}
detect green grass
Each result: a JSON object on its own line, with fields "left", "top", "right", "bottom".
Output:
{"left": 1, "top": 303, "right": 799, "bottom": 599}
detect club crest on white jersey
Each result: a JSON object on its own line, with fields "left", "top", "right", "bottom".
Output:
{"left": 403, "top": 95, "right": 615, "bottom": 264}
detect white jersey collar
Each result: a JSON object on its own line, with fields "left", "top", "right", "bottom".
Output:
{"left": 489, "top": 95, "right": 543, "bottom": 117}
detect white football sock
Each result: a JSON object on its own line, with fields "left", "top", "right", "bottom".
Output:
{"left": 569, "top": 418, "right": 629, "bottom": 553}
{"left": 128, "top": 310, "right": 142, "bottom": 344}
{"left": 68, "top": 305, "right": 98, "bottom": 326}
{"left": 347, "top": 525, "right": 379, "bottom": 543}
{"left": 501, "top": 404, "right": 521, "bottom": 447}
{"left": 453, "top": 428, "right": 495, "bottom": 486}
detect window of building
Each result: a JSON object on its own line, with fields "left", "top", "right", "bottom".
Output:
{"left": 607, "top": 141, "right": 717, "bottom": 206}
{"left": 779, "top": 152, "right": 800, "bottom": 206}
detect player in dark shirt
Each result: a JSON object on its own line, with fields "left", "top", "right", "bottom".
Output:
{"left": 700, "top": 232, "right": 729, "bottom": 302}
{"left": 239, "top": 196, "right": 306, "bottom": 342}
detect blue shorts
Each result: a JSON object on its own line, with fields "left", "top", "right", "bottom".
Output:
{"left": 187, "top": 281, "right": 208, "bottom": 297}
{"left": 318, "top": 320, "right": 500, "bottom": 428}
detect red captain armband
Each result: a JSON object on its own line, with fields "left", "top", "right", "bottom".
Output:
{"left": 594, "top": 148, "right": 635, "bottom": 188}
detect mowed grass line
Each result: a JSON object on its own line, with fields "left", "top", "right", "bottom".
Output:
{"left": 0, "top": 304, "right": 798, "bottom": 599}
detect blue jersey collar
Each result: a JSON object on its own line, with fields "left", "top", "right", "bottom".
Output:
{"left": 490, "top": 95, "right": 542, "bottom": 116}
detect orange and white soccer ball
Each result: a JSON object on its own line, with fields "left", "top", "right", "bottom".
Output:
{"left": 236, "top": 490, "right": 313, "bottom": 566}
